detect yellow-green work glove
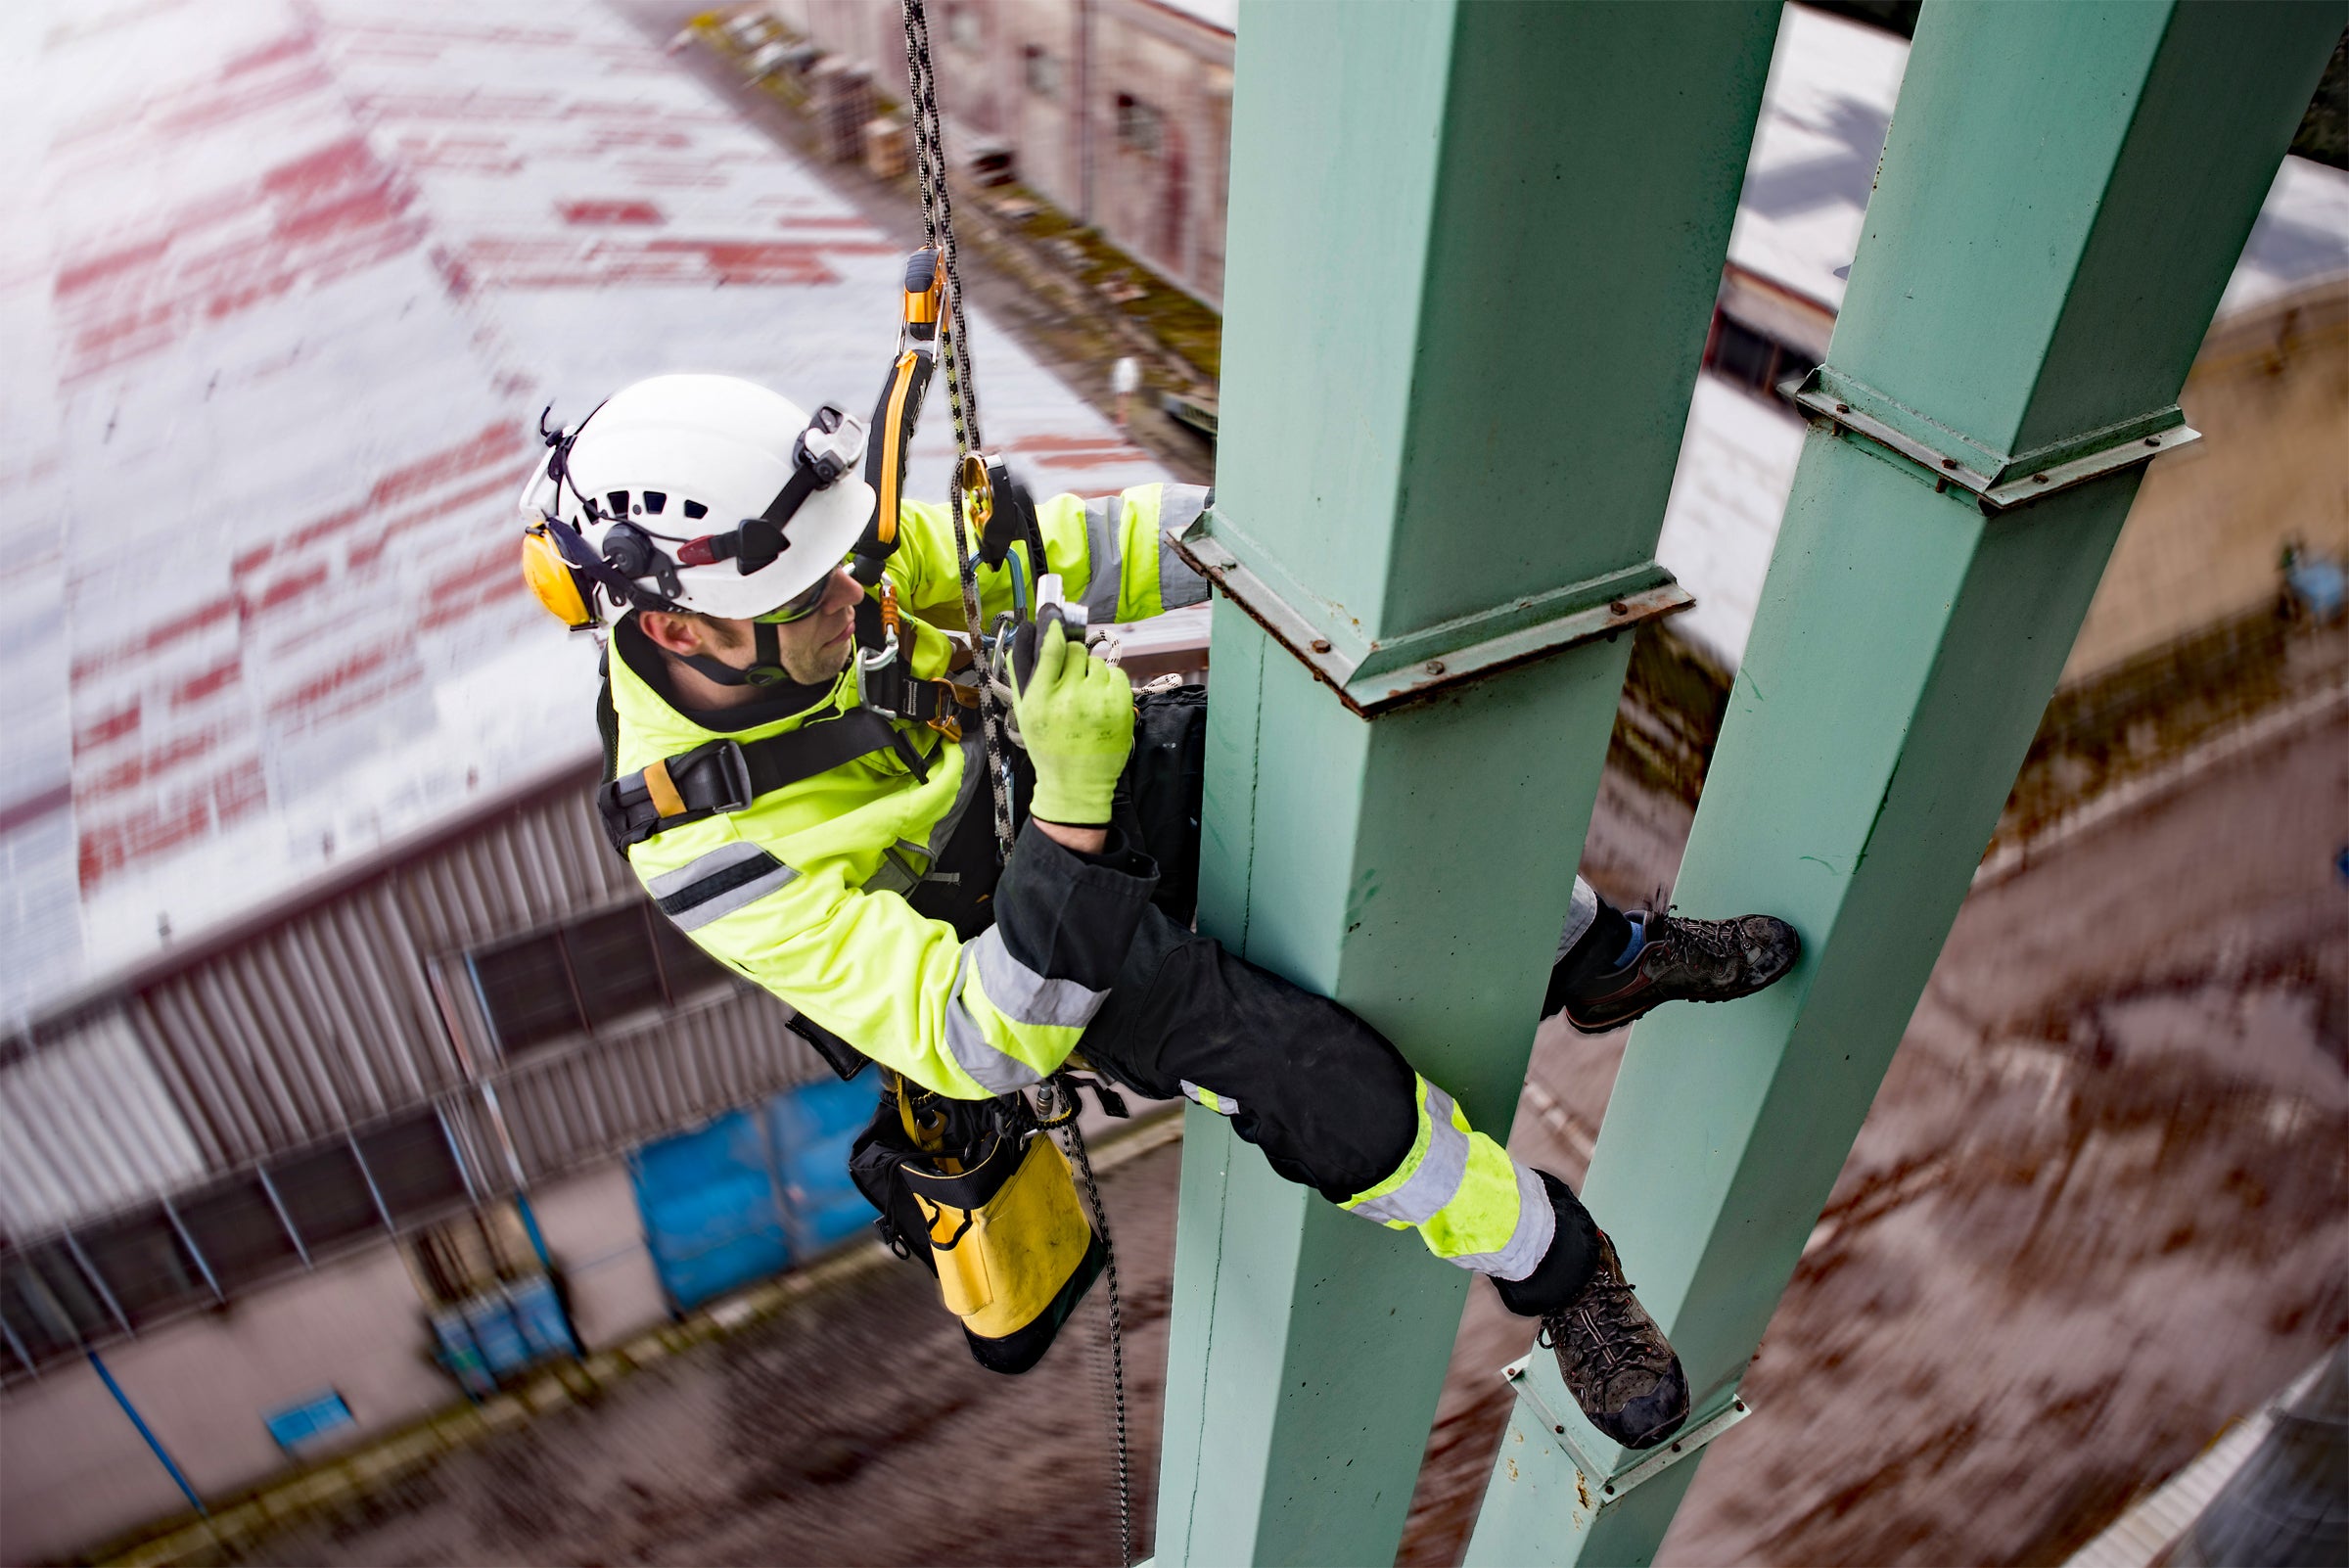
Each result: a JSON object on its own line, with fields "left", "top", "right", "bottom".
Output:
{"left": 1011, "top": 612, "right": 1134, "bottom": 826}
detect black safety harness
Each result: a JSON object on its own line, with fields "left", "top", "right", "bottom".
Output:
{"left": 594, "top": 699, "right": 942, "bottom": 854}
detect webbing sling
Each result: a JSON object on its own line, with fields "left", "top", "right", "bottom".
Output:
{"left": 594, "top": 705, "right": 935, "bottom": 855}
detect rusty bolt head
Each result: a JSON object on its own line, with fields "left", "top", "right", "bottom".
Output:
{"left": 1309, "top": 637, "right": 1331, "bottom": 654}
{"left": 1424, "top": 659, "right": 1446, "bottom": 676}
{"left": 1833, "top": 402, "right": 1851, "bottom": 414}
{"left": 1609, "top": 600, "right": 1629, "bottom": 616}
{"left": 2032, "top": 472, "right": 2050, "bottom": 484}
{"left": 1939, "top": 457, "right": 1958, "bottom": 470}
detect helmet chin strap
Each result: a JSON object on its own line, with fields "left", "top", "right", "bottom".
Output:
{"left": 675, "top": 620, "right": 793, "bottom": 688}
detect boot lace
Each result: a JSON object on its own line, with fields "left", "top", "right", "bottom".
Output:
{"left": 1538, "top": 1271, "right": 1656, "bottom": 1379}
{"left": 1652, "top": 908, "right": 1741, "bottom": 967}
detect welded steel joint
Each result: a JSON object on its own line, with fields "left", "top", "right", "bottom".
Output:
{"left": 1165, "top": 509, "right": 1691, "bottom": 718}
{"left": 1787, "top": 364, "right": 2201, "bottom": 512}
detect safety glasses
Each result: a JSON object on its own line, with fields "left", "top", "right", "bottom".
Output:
{"left": 751, "top": 561, "right": 849, "bottom": 625}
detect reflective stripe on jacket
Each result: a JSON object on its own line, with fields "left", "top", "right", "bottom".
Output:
{"left": 615, "top": 483, "right": 1205, "bottom": 1099}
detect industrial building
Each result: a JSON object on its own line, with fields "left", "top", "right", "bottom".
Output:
{"left": 771, "top": 0, "right": 1235, "bottom": 304}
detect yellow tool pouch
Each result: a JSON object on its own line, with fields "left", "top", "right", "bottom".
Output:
{"left": 848, "top": 1075, "right": 1105, "bottom": 1374}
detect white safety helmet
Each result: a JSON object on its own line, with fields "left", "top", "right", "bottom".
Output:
{"left": 518, "top": 373, "right": 874, "bottom": 630}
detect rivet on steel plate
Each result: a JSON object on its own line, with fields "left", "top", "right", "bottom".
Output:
{"left": 1609, "top": 600, "right": 1629, "bottom": 616}
{"left": 2143, "top": 436, "right": 2161, "bottom": 446}
{"left": 1834, "top": 402, "right": 1851, "bottom": 414}
{"left": 1424, "top": 659, "right": 1446, "bottom": 675}
{"left": 1939, "top": 457, "right": 1958, "bottom": 470}
{"left": 1310, "top": 637, "right": 1331, "bottom": 654}
{"left": 2032, "top": 472, "right": 2049, "bottom": 484}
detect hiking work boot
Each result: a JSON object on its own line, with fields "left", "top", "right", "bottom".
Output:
{"left": 1558, "top": 908, "right": 1799, "bottom": 1036}
{"left": 1539, "top": 1230, "right": 1689, "bottom": 1450}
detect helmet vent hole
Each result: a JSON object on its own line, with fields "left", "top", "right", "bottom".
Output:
{"left": 607, "top": 490, "right": 629, "bottom": 517}
{"left": 681, "top": 499, "right": 709, "bottom": 520}
{"left": 642, "top": 490, "right": 668, "bottom": 515}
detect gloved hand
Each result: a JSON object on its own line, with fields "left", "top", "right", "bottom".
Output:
{"left": 1011, "top": 607, "right": 1133, "bottom": 825}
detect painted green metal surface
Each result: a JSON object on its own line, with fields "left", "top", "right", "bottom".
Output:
{"left": 1465, "top": 4, "right": 2343, "bottom": 1565}
{"left": 1153, "top": 2, "right": 1778, "bottom": 1563}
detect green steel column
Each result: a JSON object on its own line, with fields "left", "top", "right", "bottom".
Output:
{"left": 1152, "top": 3, "right": 1778, "bottom": 1564}
{"left": 1466, "top": 4, "right": 2342, "bottom": 1565}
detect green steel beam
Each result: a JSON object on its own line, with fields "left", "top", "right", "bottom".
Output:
{"left": 1151, "top": 3, "right": 1778, "bottom": 1563}
{"left": 1464, "top": 4, "right": 2343, "bottom": 1564}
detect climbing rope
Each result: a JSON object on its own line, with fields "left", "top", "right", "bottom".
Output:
{"left": 899, "top": 0, "right": 1015, "bottom": 862}
{"left": 898, "top": 5, "right": 1130, "bottom": 1560}
{"left": 1038, "top": 1076, "right": 1134, "bottom": 1568}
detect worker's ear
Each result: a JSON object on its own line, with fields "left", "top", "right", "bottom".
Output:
{"left": 635, "top": 610, "right": 710, "bottom": 657}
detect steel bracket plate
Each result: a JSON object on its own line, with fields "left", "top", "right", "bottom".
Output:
{"left": 1166, "top": 514, "right": 1690, "bottom": 717}
{"left": 1788, "top": 365, "right": 2198, "bottom": 513}
{"left": 1499, "top": 1353, "right": 1752, "bottom": 1508}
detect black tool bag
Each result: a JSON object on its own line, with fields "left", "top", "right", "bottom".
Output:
{"left": 1115, "top": 683, "right": 1208, "bottom": 925}
{"left": 847, "top": 1078, "right": 1104, "bottom": 1375}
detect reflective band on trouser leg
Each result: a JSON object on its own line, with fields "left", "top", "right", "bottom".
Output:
{"left": 1557, "top": 876, "right": 1599, "bottom": 960}
{"left": 1341, "top": 1075, "right": 1555, "bottom": 1283}
{"left": 943, "top": 926, "right": 1105, "bottom": 1094}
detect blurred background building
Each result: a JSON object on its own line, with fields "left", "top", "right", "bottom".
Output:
{"left": 771, "top": 0, "right": 1234, "bottom": 305}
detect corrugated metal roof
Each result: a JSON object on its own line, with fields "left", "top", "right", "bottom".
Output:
{"left": 0, "top": 0, "right": 1163, "bottom": 1029}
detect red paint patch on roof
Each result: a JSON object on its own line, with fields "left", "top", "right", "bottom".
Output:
{"left": 345, "top": 469, "right": 525, "bottom": 572}
{"left": 74, "top": 701, "right": 143, "bottom": 756}
{"left": 249, "top": 562, "right": 331, "bottom": 618}
{"left": 71, "top": 597, "right": 237, "bottom": 685}
{"left": 56, "top": 133, "right": 428, "bottom": 382}
{"left": 54, "top": 238, "right": 174, "bottom": 300}
{"left": 83, "top": 727, "right": 228, "bottom": 803}
{"left": 562, "top": 199, "right": 664, "bottom": 227}
{"left": 78, "top": 756, "right": 267, "bottom": 892}
{"left": 171, "top": 658, "right": 244, "bottom": 709}
{"left": 265, "top": 645, "right": 394, "bottom": 720}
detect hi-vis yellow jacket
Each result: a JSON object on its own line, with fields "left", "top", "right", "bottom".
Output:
{"left": 613, "top": 482, "right": 1209, "bottom": 1099}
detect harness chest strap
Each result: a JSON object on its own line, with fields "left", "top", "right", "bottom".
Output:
{"left": 596, "top": 707, "right": 942, "bottom": 854}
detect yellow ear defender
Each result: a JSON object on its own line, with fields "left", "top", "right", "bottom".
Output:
{"left": 522, "top": 520, "right": 596, "bottom": 629}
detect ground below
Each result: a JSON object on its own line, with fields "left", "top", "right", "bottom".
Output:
{"left": 225, "top": 695, "right": 2346, "bottom": 1568}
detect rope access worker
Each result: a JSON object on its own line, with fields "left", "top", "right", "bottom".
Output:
{"left": 519, "top": 373, "right": 1800, "bottom": 1450}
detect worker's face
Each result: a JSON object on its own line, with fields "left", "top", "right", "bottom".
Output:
{"left": 650, "top": 567, "right": 864, "bottom": 686}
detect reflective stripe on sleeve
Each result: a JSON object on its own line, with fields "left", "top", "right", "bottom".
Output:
{"left": 969, "top": 926, "right": 1106, "bottom": 1028}
{"left": 942, "top": 926, "right": 1106, "bottom": 1093}
{"left": 1081, "top": 494, "right": 1125, "bottom": 623}
{"left": 648, "top": 842, "right": 799, "bottom": 931}
{"left": 1156, "top": 485, "right": 1209, "bottom": 609}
